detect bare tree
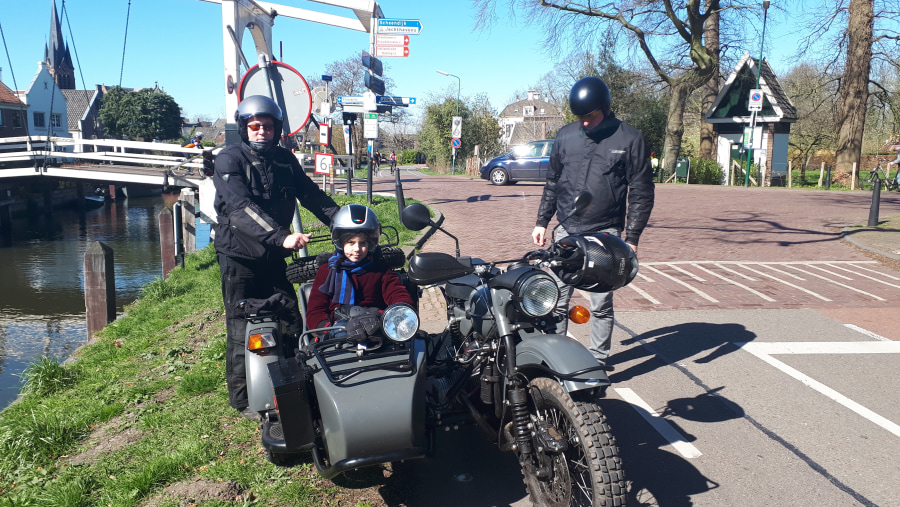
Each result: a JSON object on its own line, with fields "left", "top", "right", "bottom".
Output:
{"left": 474, "top": 0, "right": 723, "bottom": 172}
{"left": 782, "top": 62, "right": 839, "bottom": 181}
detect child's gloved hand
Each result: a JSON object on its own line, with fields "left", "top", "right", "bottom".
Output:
{"left": 344, "top": 309, "right": 382, "bottom": 344}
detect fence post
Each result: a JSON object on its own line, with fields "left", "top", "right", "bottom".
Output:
{"left": 788, "top": 160, "right": 792, "bottom": 188}
{"left": 84, "top": 241, "right": 116, "bottom": 339}
{"left": 179, "top": 188, "right": 197, "bottom": 253}
{"left": 818, "top": 162, "right": 825, "bottom": 187}
{"left": 851, "top": 162, "right": 857, "bottom": 190}
{"left": 159, "top": 208, "right": 176, "bottom": 278}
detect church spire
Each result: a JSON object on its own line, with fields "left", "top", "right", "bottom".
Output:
{"left": 46, "top": 0, "right": 75, "bottom": 89}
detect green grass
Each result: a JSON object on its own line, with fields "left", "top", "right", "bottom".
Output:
{"left": 0, "top": 197, "right": 418, "bottom": 506}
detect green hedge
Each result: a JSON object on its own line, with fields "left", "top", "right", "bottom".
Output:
{"left": 401, "top": 149, "right": 424, "bottom": 165}
{"left": 687, "top": 158, "right": 723, "bottom": 185}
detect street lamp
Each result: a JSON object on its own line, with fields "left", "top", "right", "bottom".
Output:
{"left": 437, "top": 69, "right": 461, "bottom": 173}
{"left": 745, "top": 0, "right": 770, "bottom": 187}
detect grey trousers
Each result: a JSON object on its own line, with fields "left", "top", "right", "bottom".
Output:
{"left": 550, "top": 227, "right": 620, "bottom": 365}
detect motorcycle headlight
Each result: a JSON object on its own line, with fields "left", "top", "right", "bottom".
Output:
{"left": 515, "top": 272, "right": 559, "bottom": 317}
{"left": 382, "top": 303, "right": 419, "bottom": 342}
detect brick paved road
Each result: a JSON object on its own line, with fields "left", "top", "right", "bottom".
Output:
{"left": 372, "top": 170, "right": 900, "bottom": 323}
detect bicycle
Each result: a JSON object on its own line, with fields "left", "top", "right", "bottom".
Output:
{"left": 859, "top": 157, "right": 899, "bottom": 191}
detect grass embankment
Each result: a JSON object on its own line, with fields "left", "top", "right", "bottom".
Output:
{"left": 0, "top": 194, "right": 417, "bottom": 506}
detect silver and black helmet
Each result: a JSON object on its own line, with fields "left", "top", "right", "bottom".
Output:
{"left": 235, "top": 95, "right": 284, "bottom": 142}
{"left": 331, "top": 204, "right": 381, "bottom": 250}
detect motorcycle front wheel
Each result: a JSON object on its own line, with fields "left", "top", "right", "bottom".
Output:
{"left": 522, "top": 377, "right": 626, "bottom": 507}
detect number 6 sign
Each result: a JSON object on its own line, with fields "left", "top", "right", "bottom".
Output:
{"left": 314, "top": 152, "right": 333, "bottom": 175}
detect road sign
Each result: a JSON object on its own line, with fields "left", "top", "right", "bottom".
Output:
{"left": 451, "top": 116, "right": 462, "bottom": 138}
{"left": 375, "top": 34, "right": 410, "bottom": 46}
{"left": 451, "top": 138, "right": 461, "bottom": 149}
{"left": 319, "top": 123, "right": 330, "bottom": 146}
{"left": 337, "top": 96, "right": 363, "bottom": 105}
{"left": 376, "top": 96, "right": 416, "bottom": 106}
{"left": 743, "top": 126, "right": 762, "bottom": 149}
{"left": 748, "top": 88, "right": 764, "bottom": 112}
{"left": 238, "top": 61, "right": 312, "bottom": 136}
{"left": 360, "top": 51, "right": 383, "bottom": 76}
{"left": 376, "top": 18, "right": 423, "bottom": 35}
{"left": 314, "top": 152, "right": 333, "bottom": 175}
{"left": 364, "top": 112, "right": 379, "bottom": 139}
{"left": 364, "top": 74, "right": 386, "bottom": 95}
{"left": 375, "top": 45, "right": 410, "bottom": 58}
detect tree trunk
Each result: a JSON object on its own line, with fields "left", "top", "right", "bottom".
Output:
{"left": 835, "top": 0, "right": 874, "bottom": 179}
{"left": 699, "top": 1, "right": 720, "bottom": 160}
{"left": 662, "top": 82, "right": 692, "bottom": 174}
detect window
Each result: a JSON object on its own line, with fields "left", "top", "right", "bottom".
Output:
{"left": 34, "top": 112, "right": 45, "bottom": 128}
{"left": 0, "top": 111, "right": 4, "bottom": 126}
{"left": 51, "top": 113, "right": 62, "bottom": 128}
{"left": 13, "top": 111, "right": 22, "bottom": 127}
{"left": 524, "top": 106, "right": 535, "bottom": 116}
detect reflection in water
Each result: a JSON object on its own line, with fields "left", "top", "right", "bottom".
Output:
{"left": 0, "top": 196, "right": 168, "bottom": 408}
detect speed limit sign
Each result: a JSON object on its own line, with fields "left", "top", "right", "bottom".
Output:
{"left": 314, "top": 152, "right": 333, "bottom": 175}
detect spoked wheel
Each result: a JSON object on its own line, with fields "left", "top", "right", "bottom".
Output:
{"left": 490, "top": 168, "right": 509, "bottom": 185}
{"left": 521, "top": 378, "right": 626, "bottom": 507}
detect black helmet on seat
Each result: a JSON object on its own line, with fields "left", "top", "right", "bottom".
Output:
{"left": 569, "top": 77, "right": 611, "bottom": 117}
{"left": 550, "top": 233, "right": 638, "bottom": 292}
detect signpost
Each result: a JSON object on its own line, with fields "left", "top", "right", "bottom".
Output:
{"left": 375, "top": 19, "right": 423, "bottom": 35}
{"left": 748, "top": 89, "right": 764, "bottom": 112}
{"left": 364, "top": 112, "right": 379, "bottom": 139}
{"left": 451, "top": 116, "right": 462, "bottom": 139}
{"left": 314, "top": 152, "right": 333, "bottom": 176}
{"left": 451, "top": 138, "right": 461, "bottom": 149}
{"left": 374, "top": 46, "right": 409, "bottom": 58}
{"left": 376, "top": 96, "right": 416, "bottom": 106}
{"left": 375, "top": 34, "right": 409, "bottom": 46}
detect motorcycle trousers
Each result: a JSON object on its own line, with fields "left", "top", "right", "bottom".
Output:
{"left": 549, "top": 227, "right": 620, "bottom": 365}
{"left": 217, "top": 254, "right": 299, "bottom": 411}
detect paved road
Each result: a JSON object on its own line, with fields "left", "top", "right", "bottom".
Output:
{"left": 363, "top": 171, "right": 900, "bottom": 506}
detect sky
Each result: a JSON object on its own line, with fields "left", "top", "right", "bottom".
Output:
{"left": 1, "top": 0, "right": 804, "bottom": 124}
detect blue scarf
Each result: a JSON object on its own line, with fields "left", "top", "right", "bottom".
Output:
{"left": 318, "top": 250, "right": 375, "bottom": 305}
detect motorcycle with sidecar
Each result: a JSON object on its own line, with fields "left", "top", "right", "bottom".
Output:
{"left": 241, "top": 197, "right": 636, "bottom": 506}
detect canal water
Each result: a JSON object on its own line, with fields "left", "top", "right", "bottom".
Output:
{"left": 0, "top": 194, "right": 203, "bottom": 409}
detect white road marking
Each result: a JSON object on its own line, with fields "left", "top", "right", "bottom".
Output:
{"left": 737, "top": 264, "right": 832, "bottom": 301}
{"left": 636, "top": 272, "right": 655, "bottom": 283}
{"left": 669, "top": 264, "right": 705, "bottom": 282}
{"left": 614, "top": 387, "right": 703, "bottom": 459}
{"left": 827, "top": 263, "right": 900, "bottom": 289}
{"left": 643, "top": 265, "right": 719, "bottom": 303}
{"left": 691, "top": 264, "right": 775, "bottom": 302}
{"left": 849, "top": 262, "right": 900, "bottom": 281}
{"left": 844, "top": 324, "right": 891, "bottom": 342}
{"left": 624, "top": 283, "right": 661, "bottom": 305}
{"left": 757, "top": 263, "right": 807, "bottom": 280}
{"left": 804, "top": 263, "right": 854, "bottom": 280}
{"left": 744, "top": 341, "right": 900, "bottom": 354}
{"left": 785, "top": 265, "right": 886, "bottom": 301}
{"left": 737, "top": 342, "right": 900, "bottom": 439}
{"left": 711, "top": 262, "right": 757, "bottom": 281}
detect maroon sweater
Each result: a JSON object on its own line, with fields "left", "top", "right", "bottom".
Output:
{"left": 306, "top": 258, "right": 414, "bottom": 329}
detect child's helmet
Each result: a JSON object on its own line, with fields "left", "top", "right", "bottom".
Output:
{"left": 331, "top": 204, "right": 381, "bottom": 250}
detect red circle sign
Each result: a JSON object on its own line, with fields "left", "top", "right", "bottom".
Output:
{"left": 451, "top": 138, "right": 461, "bottom": 148}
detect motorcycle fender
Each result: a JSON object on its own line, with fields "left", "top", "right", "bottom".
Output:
{"left": 245, "top": 319, "right": 279, "bottom": 413}
{"left": 515, "top": 331, "right": 610, "bottom": 393}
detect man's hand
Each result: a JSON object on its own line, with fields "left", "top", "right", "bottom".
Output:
{"left": 532, "top": 226, "right": 547, "bottom": 247}
{"left": 283, "top": 232, "right": 312, "bottom": 251}
{"left": 626, "top": 243, "right": 638, "bottom": 255}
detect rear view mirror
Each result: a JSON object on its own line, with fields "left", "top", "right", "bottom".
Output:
{"left": 400, "top": 203, "right": 432, "bottom": 231}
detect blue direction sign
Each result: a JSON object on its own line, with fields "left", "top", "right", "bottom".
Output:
{"left": 376, "top": 96, "right": 416, "bottom": 106}
{"left": 376, "top": 18, "right": 423, "bottom": 35}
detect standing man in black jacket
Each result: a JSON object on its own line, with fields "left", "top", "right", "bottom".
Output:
{"left": 532, "top": 77, "right": 655, "bottom": 368}
{"left": 213, "top": 95, "right": 339, "bottom": 420}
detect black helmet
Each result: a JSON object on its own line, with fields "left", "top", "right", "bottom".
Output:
{"left": 569, "top": 77, "right": 611, "bottom": 117}
{"left": 550, "top": 233, "right": 638, "bottom": 292}
{"left": 235, "top": 95, "right": 284, "bottom": 141}
{"left": 331, "top": 204, "right": 381, "bottom": 250}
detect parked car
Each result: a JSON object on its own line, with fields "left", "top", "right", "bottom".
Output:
{"left": 479, "top": 140, "right": 554, "bottom": 185}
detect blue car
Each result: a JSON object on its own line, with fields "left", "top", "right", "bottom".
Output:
{"left": 480, "top": 140, "right": 554, "bottom": 185}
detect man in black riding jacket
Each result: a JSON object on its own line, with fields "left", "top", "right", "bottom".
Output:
{"left": 532, "top": 77, "right": 655, "bottom": 368}
{"left": 213, "top": 95, "right": 339, "bottom": 420}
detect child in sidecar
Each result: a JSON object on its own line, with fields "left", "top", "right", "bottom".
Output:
{"left": 305, "top": 204, "right": 414, "bottom": 340}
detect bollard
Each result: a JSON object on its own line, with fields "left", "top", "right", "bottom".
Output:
{"left": 346, "top": 159, "right": 353, "bottom": 196}
{"left": 159, "top": 208, "right": 176, "bottom": 278}
{"left": 825, "top": 165, "right": 832, "bottom": 189}
{"left": 173, "top": 202, "right": 185, "bottom": 269}
{"left": 394, "top": 166, "right": 406, "bottom": 211}
{"left": 84, "top": 241, "right": 116, "bottom": 339}
{"left": 179, "top": 188, "right": 198, "bottom": 253}
{"left": 867, "top": 179, "right": 881, "bottom": 226}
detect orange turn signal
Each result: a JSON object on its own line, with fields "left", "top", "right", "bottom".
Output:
{"left": 248, "top": 332, "right": 276, "bottom": 351}
{"left": 569, "top": 305, "right": 591, "bottom": 324}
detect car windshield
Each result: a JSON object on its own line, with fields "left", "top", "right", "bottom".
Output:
{"left": 513, "top": 143, "right": 543, "bottom": 158}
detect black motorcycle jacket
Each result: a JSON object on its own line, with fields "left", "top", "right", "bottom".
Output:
{"left": 536, "top": 113, "right": 655, "bottom": 245}
{"left": 212, "top": 142, "right": 339, "bottom": 261}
